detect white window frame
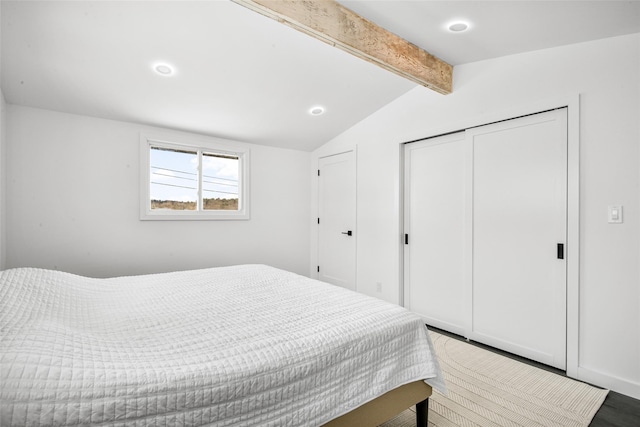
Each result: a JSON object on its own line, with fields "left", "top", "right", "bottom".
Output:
{"left": 140, "top": 132, "right": 250, "bottom": 220}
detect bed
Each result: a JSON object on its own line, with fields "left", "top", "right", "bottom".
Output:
{"left": 0, "top": 264, "right": 444, "bottom": 426}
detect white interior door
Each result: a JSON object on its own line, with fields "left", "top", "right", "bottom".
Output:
{"left": 469, "top": 109, "right": 567, "bottom": 369}
{"left": 404, "top": 132, "right": 468, "bottom": 335}
{"left": 318, "top": 151, "right": 356, "bottom": 290}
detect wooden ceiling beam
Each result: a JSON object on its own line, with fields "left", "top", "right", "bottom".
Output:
{"left": 231, "top": 0, "right": 453, "bottom": 95}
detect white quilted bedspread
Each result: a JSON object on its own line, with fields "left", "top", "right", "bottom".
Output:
{"left": 1, "top": 264, "right": 444, "bottom": 426}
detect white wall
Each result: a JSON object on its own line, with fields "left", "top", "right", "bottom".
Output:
{"left": 312, "top": 34, "right": 640, "bottom": 398}
{"left": 0, "top": 0, "right": 4, "bottom": 271}
{"left": 6, "top": 106, "right": 311, "bottom": 277}
{"left": 0, "top": 90, "right": 6, "bottom": 270}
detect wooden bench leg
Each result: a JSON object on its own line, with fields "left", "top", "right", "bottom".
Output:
{"left": 416, "top": 398, "right": 428, "bottom": 427}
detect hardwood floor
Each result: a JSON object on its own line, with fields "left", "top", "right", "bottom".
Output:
{"left": 590, "top": 392, "right": 640, "bottom": 427}
{"left": 427, "top": 326, "right": 640, "bottom": 426}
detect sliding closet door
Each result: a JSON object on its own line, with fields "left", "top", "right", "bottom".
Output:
{"left": 469, "top": 109, "right": 567, "bottom": 369}
{"left": 403, "top": 108, "right": 568, "bottom": 370}
{"left": 403, "top": 132, "right": 468, "bottom": 335}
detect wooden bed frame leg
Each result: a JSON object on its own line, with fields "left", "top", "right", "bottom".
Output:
{"left": 416, "top": 398, "right": 428, "bottom": 427}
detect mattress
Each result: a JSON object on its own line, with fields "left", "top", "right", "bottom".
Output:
{"left": 1, "top": 264, "right": 444, "bottom": 426}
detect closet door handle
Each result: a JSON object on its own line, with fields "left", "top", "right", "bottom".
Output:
{"left": 341, "top": 231, "right": 352, "bottom": 236}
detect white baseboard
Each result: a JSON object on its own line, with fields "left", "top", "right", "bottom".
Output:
{"left": 576, "top": 366, "right": 640, "bottom": 400}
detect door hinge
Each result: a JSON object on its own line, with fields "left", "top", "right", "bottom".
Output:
{"left": 405, "top": 234, "right": 409, "bottom": 245}
{"left": 557, "top": 243, "right": 565, "bottom": 259}
{"left": 317, "top": 218, "right": 320, "bottom": 224}
{"left": 317, "top": 266, "right": 320, "bottom": 273}
{"left": 317, "top": 169, "right": 320, "bottom": 176}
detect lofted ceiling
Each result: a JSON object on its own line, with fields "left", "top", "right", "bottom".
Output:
{"left": 2, "top": 1, "right": 639, "bottom": 152}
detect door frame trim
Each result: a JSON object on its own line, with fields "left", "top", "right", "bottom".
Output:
{"left": 400, "top": 94, "right": 580, "bottom": 377}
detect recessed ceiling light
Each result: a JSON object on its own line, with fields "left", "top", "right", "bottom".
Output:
{"left": 153, "top": 63, "right": 175, "bottom": 76}
{"left": 309, "top": 106, "right": 325, "bottom": 116}
{"left": 447, "top": 21, "right": 470, "bottom": 33}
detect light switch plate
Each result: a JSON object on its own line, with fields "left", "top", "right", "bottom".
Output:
{"left": 608, "top": 205, "right": 623, "bottom": 224}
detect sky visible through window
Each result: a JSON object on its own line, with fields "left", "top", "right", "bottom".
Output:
{"left": 150, "top": 147, "right": 239, "bottom": 210}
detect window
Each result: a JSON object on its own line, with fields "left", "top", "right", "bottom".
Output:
{"left": 140, "top": 133, "right": 250, "bottom": 220}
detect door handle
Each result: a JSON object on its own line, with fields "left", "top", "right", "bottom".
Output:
{"left": 341, "top": 230, "right": 353, "bottom": 236}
